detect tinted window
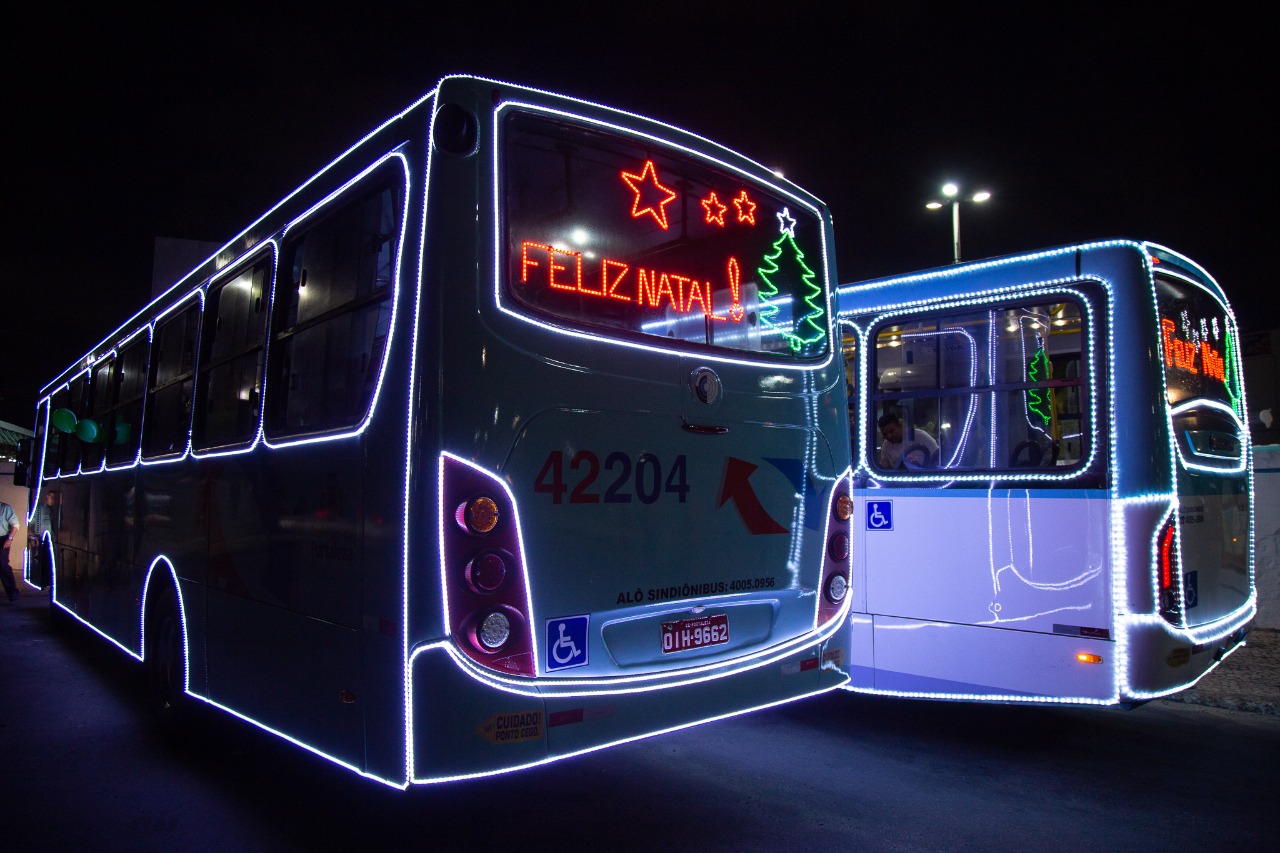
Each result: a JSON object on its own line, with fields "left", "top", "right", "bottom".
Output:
{"left": 1155, "top": 274, "right": 1243, "bottom": 413}
{"left": 503, "top": 111, "right": 830, "bottom": 359}
{"left": 868, "top": 295, "right": 1089, "bottom": 474}
{"left": 106, "top": 335, "right": 148, "bottom": 466}
{"left": 143, "top": 302, "right": 200, "bottom": 459}
{"left": 195, "top": 257, "right": 270, "bottom": 449}
{"left": 75, "top": 358, "right": 113, "bottom": 471}
{"left": 266, "top": 170, "right": 399, "bottom": 437}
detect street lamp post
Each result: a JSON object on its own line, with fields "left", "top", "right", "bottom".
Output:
{"left": 926, "top": 182, "right": 990, "bottom": 263}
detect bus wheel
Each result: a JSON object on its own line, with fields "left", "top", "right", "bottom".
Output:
{"left": 145, "top": 583, "right": 190, "bottom": 737}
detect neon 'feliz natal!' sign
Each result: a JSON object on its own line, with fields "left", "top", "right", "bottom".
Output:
{"left": 1160, "top": 316, "right": 1227, "bottom": 383}
{"left": 516, "top": 158, "right": 827, "bottom": 352}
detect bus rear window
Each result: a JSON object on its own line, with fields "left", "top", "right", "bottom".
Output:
{"left": 501, "top": 111, "right": 829, "bottom": 359}
{"left": 1155, "top": 275, "right": 1243, "bottom": 412}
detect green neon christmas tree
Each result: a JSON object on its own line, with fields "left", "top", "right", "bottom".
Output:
{"left": 1224, "top": 327, "right": 1244, "bottom": 417}
{"left": 1025, "top": 346, "right": 1053, "bottom": 426}
{"left": 756, "top": 224, "right": 825, "bottom": 353}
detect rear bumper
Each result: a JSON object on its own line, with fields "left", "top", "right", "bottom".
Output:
{"left": 407, "top": 632, "right": 848, "bottom": 783}
{"left": 1119, "top": 599, "right": 1256, "bottom": 702}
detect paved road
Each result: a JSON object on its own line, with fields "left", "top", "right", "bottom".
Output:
{"left": 3, "top": 587, "right": 1277, "bottom": 851}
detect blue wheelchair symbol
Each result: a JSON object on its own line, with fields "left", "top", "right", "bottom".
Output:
{"left": 545, "top": 615, "right": 589, "bottom": 672}
{"left": 1183, "top": 571, "right": 1199, "bottom": 609}
{"left": 866, "top": 500, "right": 893, "bottom": 531}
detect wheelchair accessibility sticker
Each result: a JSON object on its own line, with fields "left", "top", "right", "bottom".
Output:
{"left": 866, "top": 500, "right": 893, "bottom": 531}
{"left": 545, "top": 615, "right": 589, "bottom": 672}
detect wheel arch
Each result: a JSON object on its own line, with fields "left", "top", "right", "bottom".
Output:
{"left": 140, "top": 556, "right": 189, "bottom": 683}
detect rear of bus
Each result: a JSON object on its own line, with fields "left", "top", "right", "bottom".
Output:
{"left": 1124, "top": 244, "right": 1254, "bottom": 698}
{"left": 410, "top": 78, "right": 851, "bottom": 780}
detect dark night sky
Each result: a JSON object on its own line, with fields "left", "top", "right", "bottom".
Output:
{"left": 4, "top": 2, "right": 1273, "bottom": 426}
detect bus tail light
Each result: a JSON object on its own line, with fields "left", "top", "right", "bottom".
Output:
{"left": 818, "top": 482, "right": 853, "bottom": 627}
{"left": 1157, "top": 516, "right": 1182, "bottom": 625}
{"left": 440, "top": 454, "right": 535, "bottom": 676}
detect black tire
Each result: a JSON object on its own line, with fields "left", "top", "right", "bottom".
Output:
{"left": 145, "top": 582, "right": 191, "bottom": 737}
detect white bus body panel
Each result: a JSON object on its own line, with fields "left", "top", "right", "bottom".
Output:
{"left": 861, "top": 491, "right": 1110, "bottom": 635}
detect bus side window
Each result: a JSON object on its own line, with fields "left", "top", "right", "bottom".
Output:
{"left": 63, "top": 374, "right": 89, "bottom": 475}
{"left": 991, "top": 302, "right": 1086, "bottom": 470}
{"left": 106, "top": 336, "right": 148, "bottom": 466}
{"left": 869, "top": 297, "right": 1088, "bottom": 475}
{"left": 194, "top": 258, "right": 269, "bottom": 450}
{"left": 82, "top": 356, "right": 116, "bottom": 471}
{"left": 143, "top": 303, "right": 201, "bottom": 460}
{"left": 44, "top": 390, "right": 67, "bottom": 477}
{"left": 266, "top": 178, "right": 399, "bottom": 438}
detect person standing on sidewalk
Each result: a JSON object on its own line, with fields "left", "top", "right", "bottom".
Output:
{"left": 1, "top": 500, "right": 20, "bottom": 602}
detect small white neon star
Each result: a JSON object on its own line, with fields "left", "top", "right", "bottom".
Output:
{"left": 776, "top": 207, "right": 796, "bottom": 237}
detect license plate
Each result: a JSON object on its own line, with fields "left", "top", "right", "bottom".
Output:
{"left": 661, "top": 613, "right": 729, "bottom": 654}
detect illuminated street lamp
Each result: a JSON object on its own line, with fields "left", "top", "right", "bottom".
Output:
{"left": 926, "top": 182, "right": 991, "bottom": 263}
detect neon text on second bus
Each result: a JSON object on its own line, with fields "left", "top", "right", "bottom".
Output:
{"left": 1160, "top": 317, "right": 1226, "bottom": 383}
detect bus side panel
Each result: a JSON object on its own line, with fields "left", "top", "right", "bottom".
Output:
{"left": 862, "top": 491, "right": 1110, "bottom": 636}
{"left": 869, "top": 615, "right": 1115, "bottom": 701}
{"left": 202, "top": 445, "right": 367, "bottom": 769}
{"left": 845, "top": 614, "right": 875, "bottom": 690}
{"left": 50, "top": 476, "right": 147, "bottom": 650}
{"left": 207, "top": 589, "right": 363, "bottom": 754}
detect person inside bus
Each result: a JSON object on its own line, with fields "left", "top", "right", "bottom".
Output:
{"left": 876, "top": 412, "right": 938, "bottom": 469}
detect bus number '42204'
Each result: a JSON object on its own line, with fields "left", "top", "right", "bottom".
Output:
{"left": 534, "top": 450, "right": 689, "bottom": 504}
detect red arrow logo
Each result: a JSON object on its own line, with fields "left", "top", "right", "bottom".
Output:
{"left": 717, "top": 457, "right": 788, "bottom": 535}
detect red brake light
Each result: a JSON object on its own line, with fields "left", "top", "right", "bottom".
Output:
{"left": 441, "top": 455, "right": 535, "bottom": 676}
{"left": 1157, "top": 516, "right": 1182, "bottom": 624}
{"left": 818, "top": 481, "right": 852, "bottom": 627}
{"left": 1159, "top": 521, "right": 1176, "bottom": 591}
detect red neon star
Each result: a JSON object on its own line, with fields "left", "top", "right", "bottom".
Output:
{"left": 733, "top": 189, "right": 757, "bottom": 225}
{"left": 701, "top": 191, "right": 728, "bottom": 227}
{"left": 621, "top": 160, "right": 678, "bottom": 230}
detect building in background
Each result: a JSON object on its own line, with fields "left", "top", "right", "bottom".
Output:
{"left": 1244, "top": 328, "right": 1277, "bottom": 446}
{"left": 1, "top": 420, "right": 34, "bottom": 583}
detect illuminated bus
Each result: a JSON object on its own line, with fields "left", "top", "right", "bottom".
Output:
{"left": 835, "top": 240, "right": 1254, "bottom": 706}
{"left": 24, "top": 75, "right": 853, "bottom": 785}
